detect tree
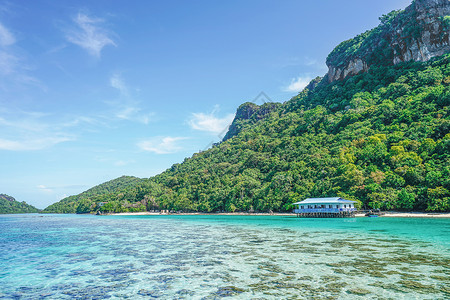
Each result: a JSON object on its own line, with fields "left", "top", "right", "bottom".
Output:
{"left": 397, "top": 188, "right": 415, "bottom": 210}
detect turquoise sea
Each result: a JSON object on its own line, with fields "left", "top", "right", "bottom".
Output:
{"left": 0, "top": 214, "right": 449, "bottom": 299}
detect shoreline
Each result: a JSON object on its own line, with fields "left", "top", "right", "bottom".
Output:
{"left": 110, "top": 212, "right": 298, "bottom": 217}
{"left": 108, "top": 211, "right": 450, "bottom": 218}
{"left": 372, "top": 211, "right": 450, "bottom": 218}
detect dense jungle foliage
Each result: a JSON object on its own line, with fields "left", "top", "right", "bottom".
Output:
{"left": 0, "top": 194, "right": 39, "bottom": 214}
{"left": 43, "top": 176, "right": 144, "bottom": 213}
{"left": 43, "top": 53, "right": 450, "bottom": 214}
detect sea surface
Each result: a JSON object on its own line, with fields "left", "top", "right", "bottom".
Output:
{"left": 0, "top": 214, "right": 449, "bottom": 299}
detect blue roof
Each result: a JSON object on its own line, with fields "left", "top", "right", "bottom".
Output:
{"left": 292, "top": 197, "right": 356, "bottom": 205}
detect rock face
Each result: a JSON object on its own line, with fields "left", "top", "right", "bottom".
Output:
{"left": 392, "top": 0, "right": 450, "bottom": 63}
{"left": 0, "top": 194, "right": 16, "bottom": 202}
{"left": 328, "top": 59, "right": 369, "bottom": 83}
{"left": 326, "top": 0, "right": 450, "bottom": 82}
{"left": 223, "top": 102, "right": 281, "bottom": 141}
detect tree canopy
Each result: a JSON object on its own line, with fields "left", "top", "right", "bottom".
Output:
{"left": 0, "top": 194, "right": 39, "bottom": 214}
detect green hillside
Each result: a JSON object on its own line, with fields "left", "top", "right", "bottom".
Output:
{"left": 43, "top": 176, "right": 144, "bottom": 213}
{"left": 43, "top": 2, "right": 450, "bottom": 214}
{"left": 0, "top": 194, "right": 39, "bottom": 214}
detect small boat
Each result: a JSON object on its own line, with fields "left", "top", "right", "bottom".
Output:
{"left": 365, "top": 210, "right": 381, "bottom": 217}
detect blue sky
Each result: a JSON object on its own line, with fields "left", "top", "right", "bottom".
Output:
{"left": 0, "top": 0, "right": 411, "bottom": 208}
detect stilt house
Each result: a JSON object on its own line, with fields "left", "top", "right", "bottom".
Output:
{"left": 293, "top": 197, "right": 356, "bottom": 218}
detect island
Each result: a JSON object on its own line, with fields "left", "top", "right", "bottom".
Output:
{"left": 44, "top": 0, "right": 450, "bottom": 215}
{"left": 0, "top": 194, "right": 39, "bottom": 214}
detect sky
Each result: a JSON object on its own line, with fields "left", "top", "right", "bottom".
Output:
{"left": 0, "top": 0, "right": 412, "bottom": 209}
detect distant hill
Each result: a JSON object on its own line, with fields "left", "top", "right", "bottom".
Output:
{"left": 44, "top": 0, "right": 450, "bottom": 214}
{"left": 43, "top": 176, "right": 145, "bottom": 213}
{"left": 0, "top": 194, "right": 39, "bottom": 214}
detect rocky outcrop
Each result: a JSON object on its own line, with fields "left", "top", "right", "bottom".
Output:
{"left": 0, "top": 194, "right": 16, "bottom": 202}
{"left": 223, "top": 102, "right": 281, "bottom": 141}
{"left": 304, "top": 76, "right": 323, "bottom": 92}
{"left": 392, "top": 0, "right": 450, "bottom": 63}
{"left": 328, "top": 59, "right": 369, "bottom": 83}
{"left": 326, "top": 0, "right": 450, "bottom": 82}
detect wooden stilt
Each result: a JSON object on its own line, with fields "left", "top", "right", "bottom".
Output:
{"left": 296, "top": 211, "right": 355, "bottom": 218}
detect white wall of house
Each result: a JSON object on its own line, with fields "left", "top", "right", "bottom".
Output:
{"left": 296, "top": 203, "right": 354, "bottom": 210}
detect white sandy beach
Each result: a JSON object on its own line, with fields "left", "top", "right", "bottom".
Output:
{"left": 377, "top": 212, "right": 450, "bottom": 218}
{"left": 111, "top": 211, "right": 450, "bottom": 218}
{"left": 111, "top": 212, "right": 298, "bottom": 217}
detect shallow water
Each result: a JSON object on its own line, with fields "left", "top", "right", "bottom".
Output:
{"left": 0, "top": 214, "right": 449, "bottom": 299}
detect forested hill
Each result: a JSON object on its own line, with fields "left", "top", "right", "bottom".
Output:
{"left": 43, "top": 0, "right": 450, "bottom": 214}
{"left": 44, "top": 176, "right": 144, "bottom": 213}
{"left": 0, "top": 194, "right": 39, "bottom": 214}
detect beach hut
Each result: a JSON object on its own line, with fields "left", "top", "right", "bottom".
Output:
{"left": 292, "top": 197, "right": 356, "bottom": 218}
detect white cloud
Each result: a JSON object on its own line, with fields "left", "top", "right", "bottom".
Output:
{"left": 62, "top": 115, "right": 105, "bottom": 128}
{"left": 0, "top": 22, "right": 40, "bottom": 87}
{"left": 0, "top": 22, "right": 15, "bottom": 46}
{"left": 0, "top": 50, "right": 18, "bottom": 75}
{"left": 137, "top": 136, "right": 188, "bottom": 154}
{"left": 37, "top": 185, "right": 88, "bottom": 197}
{"left": 188, "top": 106, "right": 235, "bottom": 135}
{"left": 94, "top": 155, "right": 135, "bottom": 167}
{"left": 37, "top": 185, "right": 53, "bottom": 193}
{"left": 107, "top": 73, "right": 155, "bottom": 124}
{"left": 276, "top": 56, "right": 325, "bottom": 69}
{"left": 113, "top": 107, "right": 154, "bottom": 125}
{"left": 0, "top": 136, "right": 72, "bottom": 151}
{"left": 0, "top": 110, "right": 75, "bottom": 151}
{"left": 135, "top": 112, "right": 156, "bottom": 125}
{"left": 114, "top": 160, "right": 134, "bottom": 166}
{"left": 66, "top": 13, "right": 116, "bottom": 57}
{"left": 304, "top": 57, "right": 318, "bottom": 66}
{"left": 110, "top": 73, "right": 128, "bottom": 96}
{"left": 114, "top": 160, "right": 127, "bottom": 166}
{"left": 115, "top": 106, "right": 139, "bottom": 120}
{"left": 0, "top": 22, "right": 17, "bottom": 76}
{"left": 283, "top": 76, "right": 312, "bottom": 93}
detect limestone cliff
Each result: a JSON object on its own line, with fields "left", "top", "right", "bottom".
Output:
{"left": 223, "top": 102, "right": 281, "bottom": 141}
{"left": 326, "top": 0, "right": 450, "bottom": 82}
